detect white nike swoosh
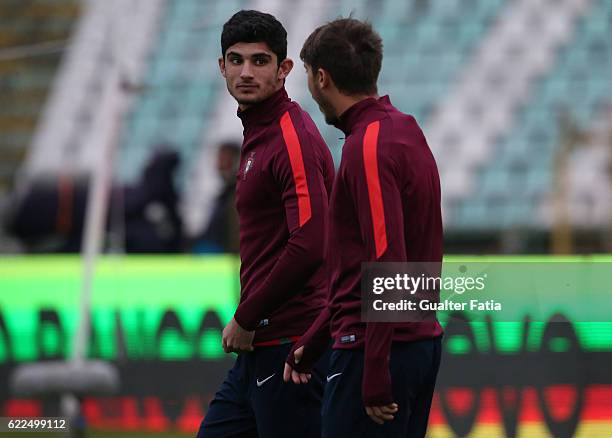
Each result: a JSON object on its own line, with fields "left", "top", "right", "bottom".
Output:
{"left": 256, "top": 374, "right": 275, "bottom": 387}
{"left": 326, "top": 372, "right": 342, "bottom": 382}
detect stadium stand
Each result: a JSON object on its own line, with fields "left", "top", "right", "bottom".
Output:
{"left": 453, "top": 0, "right": 612, "bottom": 230}
{"left": 9, "top": 0, "right": 612, "bottom": 244}
{"left": 0, "top": 0, "right": 79, "bottom": 194}
{"left": 429, "top": 0, "right": 591, "bottom": 222}
{"left": 23, "top": 0, "right": 163, "bottom": 179}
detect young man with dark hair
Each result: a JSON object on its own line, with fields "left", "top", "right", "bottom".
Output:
{"left": 195, "top": 10, "right": 335, "bottom": 438}
{"left": 283, "top": 18, "right": 443, "bottom": 438}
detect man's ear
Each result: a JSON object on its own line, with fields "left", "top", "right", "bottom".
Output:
{"left": 278, "top": 58, "right": 294, "bottom": 80}
{"left": 218, "top": 57, "right": 226, "bottom": 78}
{"left": 316, "top": 68, "right": 331, "bottom": 89}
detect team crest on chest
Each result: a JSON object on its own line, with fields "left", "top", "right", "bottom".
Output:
{"left": 243, "top": 151, "right": 256, "bottom": 180}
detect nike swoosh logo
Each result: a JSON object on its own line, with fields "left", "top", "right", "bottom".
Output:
{"left": 256, "top": 374, "right": 275, "bottom": 387}
{"left": 326, "top": 373, "right": 342, "bottom": 382}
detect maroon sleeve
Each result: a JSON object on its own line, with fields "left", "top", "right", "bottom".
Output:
{"left": 233, "top": 109, "right": 330, "bottom": 330}
{"left": 343, "top": 120, "right": 407, "bottom": 406}
{"left": 286, "top": 306, "right": 331, "bottom": 372}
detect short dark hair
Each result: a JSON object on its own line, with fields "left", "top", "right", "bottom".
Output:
{"left": 221, "top": 10, "right": 287, "bottom": 65}
{"left": 301, "top": 18, "right": 382, "bottom": 95}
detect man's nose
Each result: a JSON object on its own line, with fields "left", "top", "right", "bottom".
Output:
{"left": 240, "top": 61, "right": 254, "bottom": 78}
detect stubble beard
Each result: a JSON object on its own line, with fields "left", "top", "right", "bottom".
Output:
{"left": 228, "top": 76, "right": 281, "bottom": 108}
{"left": 313, "top": 89, "right": 339, "bottom": 126}
{"left": 320, "top": 99, "right": 339, "bottom": 126}
{"left": 228, "top": 85, "right": 263, "bottom": 107}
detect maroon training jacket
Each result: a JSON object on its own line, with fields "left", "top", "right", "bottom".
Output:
{"left": 290, "top": 95, "right": 444, "bottom": 406}
{"left": 232, "top": 87, "right": 335, "bottom": 346}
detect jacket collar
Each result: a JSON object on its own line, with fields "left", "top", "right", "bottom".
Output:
{"left": 334, "top": 95, "right": 392, "bottom": 136}
{"left": 237, "top": 87, "right": 291, "bottom": 129}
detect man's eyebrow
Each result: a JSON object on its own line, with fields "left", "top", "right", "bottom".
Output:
{"left": 226, "top": 52, "right": 272, "bottom": 59}
{"left": 250, "top": 53, "right": 272, "bottom": 58}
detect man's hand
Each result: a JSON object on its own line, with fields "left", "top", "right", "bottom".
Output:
{"left": 365, "top": 403, "right": 398, "bottom": 425}
{"left": 222, "top": 317, "right": 254, "bottom": 354}
{"left": 283, "top": 346, "right": 312, "bottom": 384}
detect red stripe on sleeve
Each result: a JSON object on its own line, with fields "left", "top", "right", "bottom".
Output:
{"left": 280, "top": 111, "right": 312, "bottom": 227}
{"left": 362, "top": 120, "right": 387, "bottom": 258}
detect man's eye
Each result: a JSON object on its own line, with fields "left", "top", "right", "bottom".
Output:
{"left": 254, "top": 58, "right": 267, "bottom": 66}
{"left": 230, "top": 58, "right": 241, "bottom": 65}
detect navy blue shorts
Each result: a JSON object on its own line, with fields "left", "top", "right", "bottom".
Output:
{"left": 196, "top": 343, "right": 329, "bottom": 438}
{"left": 322, "top": 337, "right": 442, "bottom": 438}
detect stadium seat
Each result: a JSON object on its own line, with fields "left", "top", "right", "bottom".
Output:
{"left": 464, "top": 0, "right": 612, "bottom": 229}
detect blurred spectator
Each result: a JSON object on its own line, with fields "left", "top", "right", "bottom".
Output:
{"left": 3, "top": 147, "right": 183, "bottom": 253}
{"left": 191, "top": 141, "right": 241, "bottom": 253}
{"left": 3, "top": 174, "right": 88, "bottom": 252}
{"left": 122, "top": 147, "right": 183, "bottom": 253}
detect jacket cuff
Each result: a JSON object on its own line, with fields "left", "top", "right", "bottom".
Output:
{"left": 362, "top": 359, "right": 393, "bottom": 406}
{"left": 285, "top": 338, "right": 326, "bottom": 373}
{"left": 233, "top": 304, "right": 258, "bottom": 331}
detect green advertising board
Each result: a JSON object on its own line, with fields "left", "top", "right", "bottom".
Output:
{"left": 0, "top": 255, "right": 611, "bottom": 363}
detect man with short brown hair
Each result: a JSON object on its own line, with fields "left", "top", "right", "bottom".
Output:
{"left": 284, "top": 18, "right": 444, "bottom": 438}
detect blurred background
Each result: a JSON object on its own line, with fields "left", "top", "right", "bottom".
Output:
{"left": 0, "top": 0, "right": 611, "bottom": 436}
